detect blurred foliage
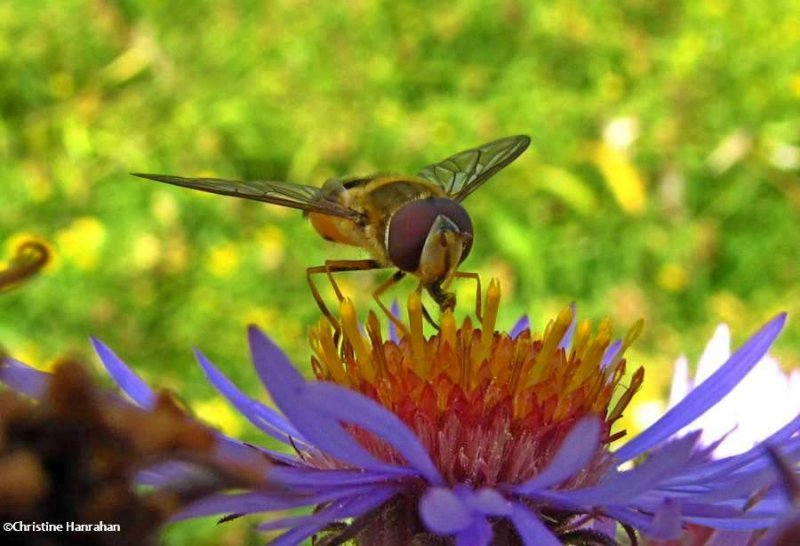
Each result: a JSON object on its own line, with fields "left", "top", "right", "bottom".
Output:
{"left": 2, "top": 0, "right": 800, "bottom": 542}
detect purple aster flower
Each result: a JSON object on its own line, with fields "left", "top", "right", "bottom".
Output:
{"left": 3, "top": 280, "right": 796, "bottom": 545}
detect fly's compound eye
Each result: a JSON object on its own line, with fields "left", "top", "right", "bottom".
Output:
{"left": 386, "top": 197, "right": 474, "bottom": 272}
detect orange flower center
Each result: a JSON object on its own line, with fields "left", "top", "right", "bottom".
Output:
{"left": 309, "top": 279, "right": 644, "bottom": 487}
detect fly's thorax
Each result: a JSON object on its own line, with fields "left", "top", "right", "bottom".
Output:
{"left": 308, "top": 176, "right": 441, "bottom": 257}
{"left": 354, "top": 176, "right": 444, "bottom": 262}
{"left": 351, "top": 175, "right": 443, "bottom": 229}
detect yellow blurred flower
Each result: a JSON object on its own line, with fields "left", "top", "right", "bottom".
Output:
{"left": 22, "top": 161, "right": 53, "bottom": 202}
{"left": 256, "top": 226, "right": 286, "bottom": 271}
{"left": 10, "top": 344, "right": 46, "bottom": 372}
{"left": 592, "top": 142, "right": 647, "bottom": 215}
{"left": 239, "top": 306, "right": 278, "bottom": 329}
{"left": 54, "top": 217, "right": 106, "bottom": 270}
{"left": 132, "top": 233, "right": 161, "bottom": 271}
{"left": 206, "top": 243, "right": 240, "bottom": 278}
{"left": 162, "top": 236, "right": 190, "bottom": 274}
{"left": 657, "top": 263, "right": 689, "bottom": 292}
{"left": 709, "top": 292, "right": 748, "bottom": 326}
{"left": 101, "top": 30, "right": 158, "bottom": 85}
{"left": 193, "top": 398, "right": 244, "bottom": 437}
{"left": 150, "top": 191, "right": 180, "bottom": 226}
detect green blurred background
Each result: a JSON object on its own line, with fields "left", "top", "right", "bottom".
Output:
{"left": 2, "top": 0, "right": 800, "bottom": 543}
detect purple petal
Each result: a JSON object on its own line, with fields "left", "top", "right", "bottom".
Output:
{"left": 456, "top": 518, "right": 493, "bottom": 546}
{"left": 463, "top": 488, "right": 511, "bottom": 516}
{"left": 306, "top": 382, "right": 442, "bottom": 483}
{"left": 388, "top": 300, "right": 401, "bottom": 342}
{"left": 270, "top": 522, "right": 327, "bottom": 546}
{"left": 592, "top": 517, "right": 617, "bottom": 536}
{"left": 510, "top": 315, "right": 529, "bottom": 338}
{"left": 513, "top": 417, "right": 601, "bottom": 493}
{"left": 602, "top": 339, "right": 622, "bottom": 368}
{"left": 685, "top": 514, "right": 782, "bottom": 531}
{"left": 508, "top": 503, "right": 562, "bottom": 546}
{"left": 194, "top": 349, "right": 306, "bottom": 445}
{"left": 654, "top": 422, "right": 800, "bottom": 510}
{"left": 558, "top": 303, "right": 577, "bottom": 350}
{"left": 707, "top": 530, "right": 757, "bottom": 546}
{"left": 602, "top": 506, "right": 657, "bottom": 534}
{"left": 0, "top": 357, "right": 49, "bottom": 398}
{"left": 670, "top": 463, "right": 778, "bottom": 503}
{"left": 269, "top": 466, "right": 408, "bottom": 489}
{"left": 258, "top": 486, "right": 398, "bottom": 532}
{"left": 91, "top": 337, "right": 155, "bottom": 408}
{"left": 675, "top": 503, "right": 743, "bottom": 519}
{"left": 423, "top": 486, "right": 514, "bottom": 544}
{"left": 420, "top": 487, "right": 474, "bottom": 534}
{"left": 649, "top": 498, "right": 683, "bottom": 539}
{"left": 557, "top": 432, "right": 700, "bottom": 505}
{"left": 172, "top": 483, "right": 383, "bottom": 521}
{"left": 248, "top": 326, "right": 418, "bottom": 472}
{"left": 213, "top": 432, "right": 299, "bottom": 467}
{"left": 138, "top": 454, "right": 265, "bottom": 491}
{"left": 135, "top": 462, "right": 196, "bottom": 486}
{"left": 171, "top": 492, "right": 312, "bottom": 520}
{"left": 614, "top": 314, "right": 786, "bottom": 462}
{"left": 669, "top": 416, "right": 800, "bottom": 486}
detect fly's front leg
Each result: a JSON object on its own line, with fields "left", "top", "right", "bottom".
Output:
{"left": 449, "top": 271, "right": 482, "bottom": 321}
{"left": 306, "top": 259, "right": 384, "bottom": 336}
{"left": 372, "top": 270, "right": 410, "bottom": 337}
{"left": 421, "top": 282, "right": 455, "bottom": 330}
{"left": 427, "top": 282, "right": 455, "bottom": 311}
{"left": 424, "top": 270, "right": 482, "bottom": 328}
{"left": 420, "top": 301, "right": 441, "bottom": 331}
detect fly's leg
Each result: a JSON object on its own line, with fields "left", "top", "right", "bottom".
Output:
{"left": 449, "top": 271, "right": 482, "bottom": 321}
{"left": 372, "top": 270, "right": 410, "bottom": 337}
{"left": 424, "top": 271, "right": 482, "bottom": 327}
{"left": 420, "top": 300, "right": 441, "bottom": 330}
{"left": 423, "top": 282, "right": 453, "bottom": 330}
{"left": 306, "top": 259, "right": 384, "bottom": 337}
{"left": 306, "top": 265, "right": 341, "bottom": 335}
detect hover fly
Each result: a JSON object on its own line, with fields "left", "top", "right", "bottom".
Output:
{"left": 134, "top": 135, "right": 530, "bottom": 330}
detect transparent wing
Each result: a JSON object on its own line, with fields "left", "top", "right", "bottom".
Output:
{"left": 417, "top": 135, "right": 531, "bottom": 202}
{"left": 132, "top": 173, "right": 364, "bottom": 220}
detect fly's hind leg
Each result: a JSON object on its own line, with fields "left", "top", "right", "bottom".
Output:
{"left": 306, "top": 259, "right": 384, "bottom": 337}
